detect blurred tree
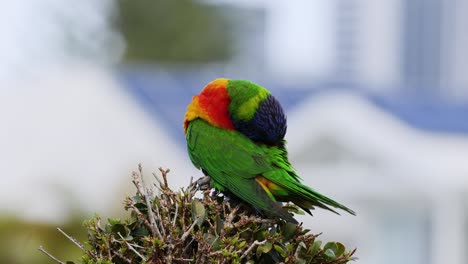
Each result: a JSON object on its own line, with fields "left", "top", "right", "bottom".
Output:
{"left": 117, "top": 0, "right": 232, "bottom": 63}
{"left": 0, "top": 217, "right": 85, "bottom": 264}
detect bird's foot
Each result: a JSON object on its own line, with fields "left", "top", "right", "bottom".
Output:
{"left": 196, "top": 176, "right": 211, "bottom": 190}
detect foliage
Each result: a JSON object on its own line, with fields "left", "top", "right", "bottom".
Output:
{"left": 116, "top": 0, "right": 232, "bottom": 63}
{"left": 0, "top": 217, "right": 84, "bottom": 264}
{"left": 41, "top": 166, "right": 356, "bottom": 263}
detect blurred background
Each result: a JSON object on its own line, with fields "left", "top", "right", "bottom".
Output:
{"left": 1, "top": 0, "right": 468, "bottom": 263}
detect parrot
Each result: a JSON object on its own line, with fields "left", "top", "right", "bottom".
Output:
{"left": 184, "top": 78, "right": 355, "bottom": 223}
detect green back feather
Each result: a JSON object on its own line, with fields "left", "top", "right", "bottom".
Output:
{"left": 186, "top": 119, "right": 355, "bottom": 222}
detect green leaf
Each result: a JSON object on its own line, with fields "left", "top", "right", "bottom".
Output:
{"left": 281, "top": 222, "right": 297, "bottom": 241}
{"left": 324, "top": 242, "right": 338, "bottom": 252}
{"left": 335, "top": 242, "right": 346, "bottom": 257}
{"left": 274, "top": 244, "right": 286, "bottom": 258}
{"left": 300, "top": 228, "right": 311, "bottom": 235}
{"left": 204, "top": 233, "right": 219, "bottom": 248}
{"left": 263, "top": 242, "right": 272, "bottom": 253}
{"left": 324, "top": 248, "right": 336, "bottom": 260}
{"left": 231, "top": 235, "right": 239, "bottom": 245}
{"left": 296, "top": 241, "right": 307, "bottom": 257}
{"left": 286, "top": 243, "right": 294, "bottom": 253}
{"left": 132, "top": 226, "right": 149, "bottom": 237}
{"left": 254, "top": 230, "right": 268, "bottom": 241}
{"left": 310, "top": 240, "right": 322, "bottom": 255}
{"left": 191, "top": 199, "right": 206, "bottom": 226}
{"left": 256, "top": 245, "right": 263, "bottom": 258}
{"left": 111, "top": 224, "right": 127, "bottom": 237}
{"left": 132, "top": 195, "right": 143, "bottom": 202}
{"left": 256, "top": 242, "right": 272, "bottom": 258}
{"left": 236, "top": 240, "right": 246, "bottom": 249}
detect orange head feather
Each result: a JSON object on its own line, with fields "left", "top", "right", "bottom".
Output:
{"left": 184, "top": 78, "right": 235, "bottom": 133}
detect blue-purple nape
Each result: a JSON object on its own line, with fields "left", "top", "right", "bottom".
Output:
{"left": 232, "top": 95, "right": 287, "bottom": 145}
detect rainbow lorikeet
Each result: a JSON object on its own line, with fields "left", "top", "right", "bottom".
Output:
{"left": 184, "top": 78, "right": 355, "bottom": 223}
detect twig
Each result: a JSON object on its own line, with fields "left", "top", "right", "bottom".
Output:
{"left": 240, "top": 240, "right": 267, "bottom": 260}
{"left": 187, "top": 176, "right": 194, "bottom": 191}
{"left": 152, "top": 172, "right": 164, "bottom": 190}
{"left": 334, "top": 248, "right": 357, "bottom": 262}
{"left": 207, "top": 250, "right": 224, "bottom": 257}
{"left": 111, "top": 250, "right": 132, "bottom": 264}
{"left": 137, "top": 164, "right": 163, "bottom": 240}
{"left": 233, "top": 216, "right": 275, "bottom": 229}
{"left": 224, "top": 205, "right": 240, "bottom": 227}
{"left": 57, "top": 228, "right": 97, "bottom": 260}
{"left": 159, "top": 167, "right": 170, "bottom": 188}
{"left": 128, "top": 203, "right": 154, "bottom": 232}
{"left": 181, "top": 216, "right": 199, "bottom": 241}
{"left": 173, "top": 202, "right": 179, "bottom": 227}
{"left": 173, "top": 257, "right": 194, "bottom": 262}
{"left": 38, "top": 246, "right": 65, "bottom": 264}
{"left": 154, "top": 201, "right": 166, "bottom": 236}
{"left": 117, "top": 232, "right": 147, "bottom": 262}
{"left": 132, "top": 172, "right": 145, "bottom": 196}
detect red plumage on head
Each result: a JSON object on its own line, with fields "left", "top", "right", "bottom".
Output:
{"left": 184, "top": 78, "right": 235, "bottom": 131}
{"left": 198, "top": 79, "right": 235, "bottom": 130}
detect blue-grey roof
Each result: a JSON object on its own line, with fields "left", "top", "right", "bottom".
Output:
{"left": 368, "top": 95, "right": 468, "bottom": 135}
{"left": 117, "top": 68, "right": 468, "bottom": 145}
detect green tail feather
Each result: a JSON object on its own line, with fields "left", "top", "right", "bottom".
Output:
{"left": 264, "top": 171, "right": 356, "bottom": 216}
{"left": 292, "top": 184, "right": 356, "bottom": 216}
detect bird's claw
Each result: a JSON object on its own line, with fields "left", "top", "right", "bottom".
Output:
{"left": 196, "top": 176, "right": 211, "bottom": 190}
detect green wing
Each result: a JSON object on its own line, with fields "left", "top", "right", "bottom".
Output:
{"left": 186, "top": 118, "right": 355, "bottom": 221}
{"left": 186, "top": 119, "right": 297, "bottom": 222}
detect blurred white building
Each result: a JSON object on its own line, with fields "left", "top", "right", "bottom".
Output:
{"left": 216, "top": 0, "right": 468, "bottom": 99}
{"left": 0, "top": 65, "right": 197, "bottom": 223}
{"left": 287, "top": 92, "right": 468, "bottom": 264}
